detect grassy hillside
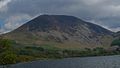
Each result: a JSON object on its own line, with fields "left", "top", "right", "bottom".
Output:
{"left": 3, "top": 31, "right": 113, "bottom": 49}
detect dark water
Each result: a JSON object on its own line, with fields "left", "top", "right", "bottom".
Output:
{"left": 1, "top": 55, "right": 120, "bottom": 68}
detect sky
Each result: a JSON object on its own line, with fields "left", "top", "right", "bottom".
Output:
{"left": 0, "top": 0, "right": 120, "bottom": 33}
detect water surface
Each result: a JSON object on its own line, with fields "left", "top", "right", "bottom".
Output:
{"left": 1, "top": 55, "right": 120, "bottom": 68}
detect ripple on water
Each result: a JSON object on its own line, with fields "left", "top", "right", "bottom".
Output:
{"left": 1, "top": 55, "right": 120, "bottom": 68}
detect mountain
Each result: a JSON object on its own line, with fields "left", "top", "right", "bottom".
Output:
{"left": 3, "top": 15, "right": 114, "bottom": 49}
{"left": 115, "top": 31, "right": 120, "bottom": 38}
{"left": 111, "top": 31, "right": 120, "bottom": 47}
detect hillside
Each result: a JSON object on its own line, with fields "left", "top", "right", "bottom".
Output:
{"left": 111, "top": 31, "right": 120, "bottom": 46}
{"left": 3, "top": 15, "right": 114, "bottom": 49}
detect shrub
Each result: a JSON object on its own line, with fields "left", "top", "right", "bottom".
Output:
{"left": 0, "top": 51, "right": 17, "bottom": 65}
{"left": 0, "top": 39, "right": 18, "bottom": 65}
{"left": 111, "top": 39, "right": 120, "bottom": 46}
{"left": 17, "top": 55, "right": 34, "bottom": 62}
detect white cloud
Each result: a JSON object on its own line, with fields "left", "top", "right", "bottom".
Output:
{"left": 0, "top": 0, "right": 12, "bottom": 12}
{"left": 110, "top": 27, "right": 120, "bottom": 32}
{"left": 4, "top": 14, "right": 32, "bottom": 32}
{"left": 80, "top": 0, "right": 105, "bottom": 5}
{"left": 87, "top": 19, "right": 113, "bottom": 31}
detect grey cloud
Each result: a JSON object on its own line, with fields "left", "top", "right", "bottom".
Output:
{"left": 0, "top": 0, "right": 120, "bottom": 33}
{"left": 0, "top": 0, "right": 12, "bottom": 12}
{"left": 4, "top": 14, "right": 32, "bottom": 31}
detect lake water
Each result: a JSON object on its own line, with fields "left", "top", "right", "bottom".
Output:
{"left": 1, "top": 55, "right": 120, "bottom": 68}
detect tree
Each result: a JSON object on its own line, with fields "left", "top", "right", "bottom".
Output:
{"left": 0, "top": 39, "right": 17, "bottom": 65}
{"left": 0, "top": 39, "right": 12, "bottom": 52}
{"left": 0, "top": 51, "right": 17, "bottom": 65}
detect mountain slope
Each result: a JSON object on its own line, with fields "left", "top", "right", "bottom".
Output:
{"left": 114, "top": 31, "right": 120, "bottom": 38}
{"left": 3, "top": 15, "right": 114, "bottom": 49}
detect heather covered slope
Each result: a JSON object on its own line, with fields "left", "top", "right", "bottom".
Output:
{"left": 3, "top": 15, "right": 114, "bottom": 49}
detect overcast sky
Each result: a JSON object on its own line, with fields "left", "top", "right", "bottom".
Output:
{"left": 0, "top": 0, "right": 120, "bottom": 33}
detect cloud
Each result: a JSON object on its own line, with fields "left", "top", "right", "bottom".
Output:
{"left": 0, "top": 0, "right": 120, "bottom": 33}
{"left": 4, "top": 14, "right": 32, "bottom": 31}
{"left": 0, "top": 0, "right": 12, "bottom": 12}
{"left": 110, "top": 27, "right": 120, "bottom": 32}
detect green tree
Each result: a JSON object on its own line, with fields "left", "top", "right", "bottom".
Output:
{"left": 0, "top": 51, "right": 17, "bottom": 65}
{"left": 93, "top": 47, "right": 106, "bottom": 56}
{"left": 0, "top": 39, "right": 17, "bottom": 65}
{"left": 0, "top": 39, "right": 12, "bottom": 52}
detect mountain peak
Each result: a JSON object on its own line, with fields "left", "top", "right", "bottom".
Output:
{"left": 16, "top": 15, "right": 85, "bottom": 32}
{"left": 16, "top": 15, "right": 112, "bottom": 34}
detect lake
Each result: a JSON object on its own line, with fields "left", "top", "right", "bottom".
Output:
{"left": 1, "top": 55, "right": 120, "bottom": 68}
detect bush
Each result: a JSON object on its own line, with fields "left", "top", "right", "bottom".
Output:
{"left": 0, "top": 39, "right": 12, "bottom": 53}
{"left": 0, "top": 39, "right": 18, "bottom": 65}
{"left": 0, "top": 51, "right": 17, "bottom": 65}
{"left": 111, "top": 39, "right": 120, "bottom": 46}
{"left": 17, "top": 55, "right": 34, "bottom": 62}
